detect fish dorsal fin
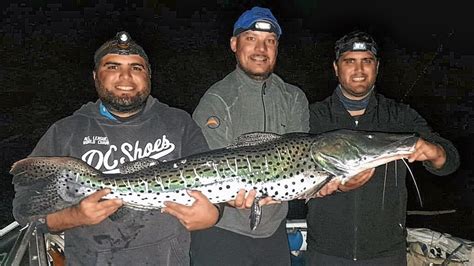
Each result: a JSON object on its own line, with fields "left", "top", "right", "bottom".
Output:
{"left": 119, "top": 158, "right": 159, "bottom": 174}
{"left": 227, "top": 132, "right": 282, "bottom": 148}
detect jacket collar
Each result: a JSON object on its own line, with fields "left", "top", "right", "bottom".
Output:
{"left": 97, "top": 96, "right": 156, "bottom": 122}
{"left": 330, "top": 86, "right": 379, "bottom": 115}
{"left": 235, "top": 65, "right": 273, "bottom": 89}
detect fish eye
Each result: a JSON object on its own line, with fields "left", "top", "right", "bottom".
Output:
{"left": 367, "top": 135, "right": 373, "bottom": 139}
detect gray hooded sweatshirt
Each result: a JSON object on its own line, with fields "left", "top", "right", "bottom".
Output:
{"left": 13, "top": 96, "right": 209, "bottom": 265}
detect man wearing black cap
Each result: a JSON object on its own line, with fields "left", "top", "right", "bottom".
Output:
{"left": 12, "top": 31, "right": 218, "bottom": 265}
{"left": 191, "top": 6, "right": 309, "bottom": 266}
{"left": 306, "top": 30, "right": 460, "bottom": 265}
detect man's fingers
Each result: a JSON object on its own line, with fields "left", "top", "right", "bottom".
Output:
{"left": 161, "top": 201, "right": 188, "bottom": 220}
{"left": 163, "top": 201, "right": 186, "bottom": 211}
{"left": 85, "top": 188, "right": 111, "bottom": 202}
{"left": 316, "top": 179, "right": 340, "bottom": 197}
{"left": 161, "top": 206, "right": 184, "bottom": 220}
{"left": 258, "top": 197, "right": 281, "bottom": 205}
{"left": 233, "top": 189, "right": 246, "bottom": 207}
{"left": 187, "top": 190, "right": 207, "bottom": 202}
{"left": 244, "top": 190, "right": 257, "bottom": 208}
{"left": 98, "top": 198, "right": 123, "bottom": 209}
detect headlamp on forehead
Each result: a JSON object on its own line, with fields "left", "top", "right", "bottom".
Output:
{"left": 118, "top": 32, "right": 129, "bottom": 42}
{"left": 94, "top": 31, "right": 151, "bottom": 73}
{"left": 335, "top": 41, "right": 377, "bottom": 59}
{"left": 335, "top": 31, "right": 378, "bottom": 60}
{"left": 352, "top": 42, "right": 367, "bottom": 51}
{"left": 254, "top": 21, "right": 272, "bottom": 31}
{"left": 233, "top": 7, "right": 282, "bottom": 38}
{"left": 115, "top": 31, "right": 133, "bottom": 53}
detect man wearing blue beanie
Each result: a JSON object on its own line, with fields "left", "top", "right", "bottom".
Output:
{"left": 192, "top": 6, "right": 309, "bottom": 265}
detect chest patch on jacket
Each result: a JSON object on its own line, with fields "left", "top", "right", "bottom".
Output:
{"left": 206, "top": 116, "right": 220, "bottom": 129}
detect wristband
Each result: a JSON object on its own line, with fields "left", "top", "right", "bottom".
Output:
{"left": 214, "top": 203, "right": 225, "bottom": 224}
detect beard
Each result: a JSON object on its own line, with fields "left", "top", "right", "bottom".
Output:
{"left": 95, "top": 79, "right": 151, "bottom": 114}
{"left": 236, "top": 57, "right": 274, "bottom": 81}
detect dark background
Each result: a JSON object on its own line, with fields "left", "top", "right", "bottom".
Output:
{"left": 1, "top": 0, "right": 473, "bottom": 240}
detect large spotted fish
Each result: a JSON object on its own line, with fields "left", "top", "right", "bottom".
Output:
{"left": 11, "top": 129, "right": 418, "bottom": 230}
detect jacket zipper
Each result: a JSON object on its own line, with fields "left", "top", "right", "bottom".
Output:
{"left": 352, "top": 115, "right": 359, "bottom": 260}
{"left": 261, "top": 82, "right": 267, "bottom": 132}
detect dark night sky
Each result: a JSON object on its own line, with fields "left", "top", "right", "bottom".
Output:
{"left": 2, "top": 0, "right": 473, "bottom": 54}
{"left": 274, "top": 0, "right": 471, "bottom": 54}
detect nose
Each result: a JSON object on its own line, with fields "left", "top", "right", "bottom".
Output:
{"left": 255, "top": 39, "right": 267, "bottom": 52}
{"left": 354, "top": 61, "right": 363, "bottom": 72}
{"left": 119, "top": 68, "right": 132, "bottom": 79}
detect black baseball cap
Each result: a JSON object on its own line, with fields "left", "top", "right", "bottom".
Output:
{"left": 335, "top": 31, "right": 378, "bottom": 60}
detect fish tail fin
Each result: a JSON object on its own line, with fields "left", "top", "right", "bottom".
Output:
{"left": 10, "top": 156, "right": 101, "bottom": 221}
{"left": 10, "top": 156, "right": 100, "bottom": 185}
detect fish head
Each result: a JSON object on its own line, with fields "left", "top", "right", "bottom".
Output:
{"left": 310, "top": 130, "right": 418, "bottom": 179}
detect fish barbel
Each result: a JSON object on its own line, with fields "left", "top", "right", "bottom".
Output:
{"left": 11, "top": 129, "right": 418, "bottom": 229}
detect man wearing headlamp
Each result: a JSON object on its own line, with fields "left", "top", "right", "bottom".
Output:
{"left": 192, "top": 6, "right": 309, "bottom": 266}
{"left": 306, "top": 30, "right": 459, "bottom": 265}
{"left": 13, "top": 31, "right": 218, "bottom": 265}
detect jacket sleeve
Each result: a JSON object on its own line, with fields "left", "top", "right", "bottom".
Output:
{"left": 287, "top": 86, "right": 310, "bottom": 133}
{"left": 192, "top": 93, "right": 233, "bottom": 149}
{"left": 403, "top": 106, "right": 460, "bottom": 176}
{"left": 181, "top": 114, "right": 210, "bottom": 157}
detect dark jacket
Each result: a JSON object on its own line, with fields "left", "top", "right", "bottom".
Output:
{"left": 12, "top": 96, "right": 209, "bottom": 265}
{"left": 306, "top": 90, "right": 459, "bottom": 260}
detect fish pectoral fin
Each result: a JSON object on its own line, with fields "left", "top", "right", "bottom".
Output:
{"left": 119, "top": 158, "right": 160, "bottom": 174}
{"left": 249, "top": 198, "right": 262, "bottom": 231}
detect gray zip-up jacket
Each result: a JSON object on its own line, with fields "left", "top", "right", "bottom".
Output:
{"left": 192, "top": 66, "right": 309, "bottom": 237}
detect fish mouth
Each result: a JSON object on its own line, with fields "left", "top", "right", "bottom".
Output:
{"left": 343, "top": 136, "right": 418, "bottom": 176}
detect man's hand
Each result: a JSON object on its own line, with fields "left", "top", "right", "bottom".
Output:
{"left": 316, "top": 168, "right": 375, "bottom": 197}
{"left": 226, "top": 189, "right": 281, "bottom": 209}
{"left": 72, "top": 189, "right": 123, "bottom": 225}
{"left": 162, "top": 190, "right": 218, "bottom": 231}
{"left": 47, "top": 189, "right": 123, "bottom": 232}
{"left": 407, "top": 138, "right": 446, "bottom": 169}
{"left": 315, "top": 178, "right": 341, "bottom": 197}
{"left": 338, "top": 168, "right": 375, "bottom": 192}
